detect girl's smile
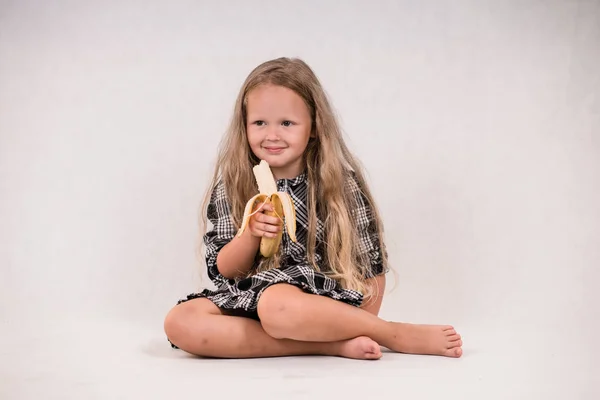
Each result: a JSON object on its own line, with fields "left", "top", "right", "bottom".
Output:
{"left": 263, "top": 145, "right": 286, "bottom": 154}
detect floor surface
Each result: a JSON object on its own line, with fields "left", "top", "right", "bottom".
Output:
{"left": 1, "top": 315, "right": 595, "bottom": 400}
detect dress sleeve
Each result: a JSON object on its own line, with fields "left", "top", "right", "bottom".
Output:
{"left": 203, "top": 180, "right": 237, "bottom": 284}
{"left": 348, "top": 174, "right": 388, "bottom": 278}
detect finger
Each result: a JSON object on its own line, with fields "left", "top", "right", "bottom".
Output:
{"left": 254, "top": 213, "right": 281, "bottom": 226}
{"left": 266, "top": 216, "right": 283, "bottom": 226}
{"left": 262, "top": 222, "right": 281, "bottom": 233}
{"left": 253, "top": 201, "right": 270, "bottom": 213}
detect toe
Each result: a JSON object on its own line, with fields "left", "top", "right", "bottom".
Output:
{"left": 371, "top": 344, "right": 382, "bottom": 356}
{"left": 448, "top": 334, "right": 461, "bottom": 342}
{"left": 444, "top": 347, "right": 463, "bottom": 358}
{"left": 447, "top": 339, "right": 462, "bottom": 348}
{"left": 442, "top": 326, "right": 455, "bottom": 332}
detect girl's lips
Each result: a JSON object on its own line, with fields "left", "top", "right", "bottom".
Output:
{"left": 264, "top": 147, "right": 285, "bottom": 153}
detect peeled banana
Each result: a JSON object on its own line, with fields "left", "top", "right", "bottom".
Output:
{"left": 237, "top": 160, "right": 297, "bottom": 257}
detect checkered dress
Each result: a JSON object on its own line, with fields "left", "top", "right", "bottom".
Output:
{"left": 173, "top": 171, "right": 386, "bottom": 321}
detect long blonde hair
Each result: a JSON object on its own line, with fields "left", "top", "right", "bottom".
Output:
{"left": 199, "top": 57, "right": 389, "bottom": 297}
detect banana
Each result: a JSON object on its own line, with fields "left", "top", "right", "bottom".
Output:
{"left": 237, "top": 160, "right": 297, "bottom": 257}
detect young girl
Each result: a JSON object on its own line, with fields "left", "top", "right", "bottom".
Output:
{"left": 164, "top": 57, "right": 463, "bottom": 360}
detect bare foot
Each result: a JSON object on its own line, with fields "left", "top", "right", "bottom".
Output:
{"left": 332, "top": 336, "right": 382, "bottom": 360}
{"left": 387, "top": 323, "right": 463, "bottom": 358}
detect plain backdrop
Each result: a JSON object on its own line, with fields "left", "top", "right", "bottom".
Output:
{"left": 0, "top": 0, "right": 598, "bottom": 399}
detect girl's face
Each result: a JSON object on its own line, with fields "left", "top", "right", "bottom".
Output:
{"left": 246, "top": 84, "right": 313, "bottom": 180}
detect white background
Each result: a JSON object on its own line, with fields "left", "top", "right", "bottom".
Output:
{"left": 1, "top": 1, "right": 598, "bottom": 399}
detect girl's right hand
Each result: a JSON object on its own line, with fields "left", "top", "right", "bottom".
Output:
{"left": 248, "top": 202, "right": 282, "bottom": 239}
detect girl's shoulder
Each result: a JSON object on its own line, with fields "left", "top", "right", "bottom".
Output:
{"left": 343, "top": 170, "right": 363, "bottom": 196}
{"left": 343, "top": 170, "right": 378, "bottom": 215}
{"left": 206, "top": 178, "right": 232, "bottom": 211}
{"left": 209, "top": 178, "right": 227, "bottom": 197}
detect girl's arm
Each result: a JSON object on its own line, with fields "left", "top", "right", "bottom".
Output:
{"left": 215, "top": 201, "right": 282, "bottom": 280}
{"left": 216, "top": 228, "right": 260, "bottom": 279}
{"left": 345, "top": 173, "right": 388, "bottom": 316}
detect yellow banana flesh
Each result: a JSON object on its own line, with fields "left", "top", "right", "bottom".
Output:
{"left": 237, "top": 160, "right": 297, "bottom": 258}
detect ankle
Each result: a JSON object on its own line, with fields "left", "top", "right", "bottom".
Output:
{"left": 371, "top": 320, "right": 398, "bottom": 348}
{"left": 321, "top": 342, "right": 341, "bottom": 357}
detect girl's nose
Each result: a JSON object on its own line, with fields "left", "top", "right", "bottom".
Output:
{"left": 265, "top": 126, "right": 280, "bottom": 140}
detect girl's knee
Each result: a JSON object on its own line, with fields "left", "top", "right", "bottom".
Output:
{"left": 164, "top": 304, "right": 190, "bottom": 347}
{"left": 257, "top": 284, "right": 301, "bottom": 315}
{"left": 164, "top": 298, "right": 218, "bottom": 348}
{"left": 257, "top": 284, "right": 303, "bottom": 338}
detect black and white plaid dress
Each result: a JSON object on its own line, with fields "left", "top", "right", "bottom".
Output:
{"left": 173, "top": 171, "right": 386, "bottom": 321}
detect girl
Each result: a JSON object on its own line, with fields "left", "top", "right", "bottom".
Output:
{"left": 164, "top": 57, "right": 463, "bottom": 360}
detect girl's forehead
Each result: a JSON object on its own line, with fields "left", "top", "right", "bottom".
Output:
{"left": 246, "top": 85, "right": 309, "bottom": 115}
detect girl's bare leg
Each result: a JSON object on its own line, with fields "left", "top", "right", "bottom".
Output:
{"left": 164, "top": 298, "right": 382, "bottom": 360}
{"left": 257, "top": 284, "right": 463, "bottom": 358}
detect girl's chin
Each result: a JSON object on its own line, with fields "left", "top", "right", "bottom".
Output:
{"left": 258, "top": 154, "right": 286, "bottom": 165}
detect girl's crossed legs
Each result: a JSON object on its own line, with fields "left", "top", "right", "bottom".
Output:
{"left": 164, "top": 284, "right": 463, "bottom": 360}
